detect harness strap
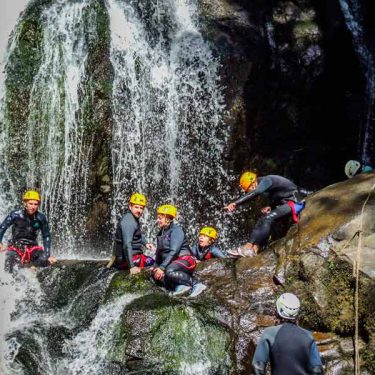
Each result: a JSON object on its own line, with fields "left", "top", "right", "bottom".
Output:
{"left": 173, "top": 255, "right": 196, "bottom": 270}
{"left": 204, "top": 252, "right": 213, "bottom": 260}
{"left": 287, "top": 201, "right": 305, "bottom": 223}
{"left": 133, "top": 254, "right": 147, "bottom": 268}
{"left": 7, "top": 245, "right": 44, "bottom": 265}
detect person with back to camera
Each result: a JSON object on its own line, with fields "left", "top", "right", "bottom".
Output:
{"left": 252, "top": 292, "right": 323, "bottom": 375}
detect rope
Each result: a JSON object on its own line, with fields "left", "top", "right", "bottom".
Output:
{"left": 354, "top": 181, "right": 375, "bottom": 375}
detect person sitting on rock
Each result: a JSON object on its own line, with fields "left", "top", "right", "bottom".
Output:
{"left": 108, "top": 193, "right": 155, "bottom": 275}
{"left": 191, "top": 226, "right": 226, "bottom": 262}
{"left": 252, "top": 292, "right": 323, "bottom": 375}
{"left": 344, "top": 159, "right": 373, "bottom": 179}
{"left": 0, "top": 190, "right": 57, "bottom": 273}
{"left": 224, "top": 172, "right": 306, "bottom": 256}
{"left": 151, "top": 204, "right": 206, "bottom": 297}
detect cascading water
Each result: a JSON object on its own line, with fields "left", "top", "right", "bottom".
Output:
{"left": 24, "top": 0, "right": 95, "bottom": 255}
{"left": 0, "top": 2, "right": 233, "bottom": 373}
{"left": 108, "top": 0, "right": 230, "bottom": 239}
{"left": 339, "top": 0, "right": 375, "bottom": 166}
{"left": 0, "top": 0, "right": 98, "bottom": 256}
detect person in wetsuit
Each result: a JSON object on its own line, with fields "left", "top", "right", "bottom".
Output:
{"left": 191, "top": 226, "right": 226, "bottom": 261}
{"left": 151, "top": 204, "right": 206, "bottom": 297}
{"left": 110, "top": 192, "right": 155, "bottom": 275}
{"left": 0, "top": 190, "right": 57, "bottom": 272}
{"left": 252, "top": 292, "right": 323, "bottom": 375}
{"left": 344, "top": 159, "right": 373, "bottom": 178}
{"left": 224, "top": 172, "right": 306, "bottom": 255}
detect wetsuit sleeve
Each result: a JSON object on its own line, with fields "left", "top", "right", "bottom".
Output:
{"left": 159, "top": 226, "right": 184, "bottom": 270}
{"left": 120, "top": 216, "right": 138, "bottom": 267}
{"left": 190, "top": 242, "right": 199, "bottom": 258}
{"left": 40, "top": 215, "right": 52, "bottom": 257}
{"left": 0, "top": 211, "right": 16, "bottom": 242}
{"left": 211, "top": 246, "right": 226, "bottom": 258}
{"left": 234, "top": 177, "right": 273, "bottom": 206}
{"left": 309, "top": 340, "right": 323, "bottom": 374}
{"left": 252, "top": 326, "right": 280, "bottom": 375}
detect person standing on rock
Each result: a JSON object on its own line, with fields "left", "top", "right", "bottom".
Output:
{"left": 252, "top": 293, "right": 323, "bottom": 375}
{"left": 108, "top": 193, "right": 155, "bottom": 275}
{"left": 0, "top": 190, "right": 57, "bottom": 272}
{"left": 224, "top": 172, "right": 306, "bottom": 256}
{"left": 151, "top": 204, "right": 206, "bottom": 297}
{"left": 191, "top": 226, "right": 226, "bottom": 261}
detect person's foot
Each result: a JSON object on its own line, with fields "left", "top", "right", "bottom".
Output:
{"left": 228, "top": 243, "right": 256, "bottom": 258}
{"left": 173, "top": 285, "right": 192, "bottom": 296}
{"left": 189, "top": 283, "right": 207, "bottom": 298}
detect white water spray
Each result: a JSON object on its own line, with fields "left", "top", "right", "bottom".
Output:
{"left": 107, "top": 0, "right": 228, "bottom": 238}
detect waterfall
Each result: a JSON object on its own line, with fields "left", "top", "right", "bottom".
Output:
{"left": 0, "top": 0, "right": 99, "bottom": 256}
{"left": 24, "top": 0, "right": 95, "bottom": 255}
{"left": 107, "top": 0, "right": 229, "bottom": 239}
{"left": 63, "top": 294, "right": 138, "bottom": 375}
{"left": 339, "top": 0, "right": 375, "bottom": 165}
{"left": 0, "top": 22, "right": 23, "bottom": 215}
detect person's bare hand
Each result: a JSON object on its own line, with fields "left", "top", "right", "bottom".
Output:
{"left": 146, "top": 243, "right": 156, "bottom": 251}
{"left": 130, "top": 266, "right": 141, "bottom": 275}
{"left": 153, "top": 268, "right": 165, "bottom": 281}
{"left": 48, "top": 256, "right": 57, "bottom": 265}
{"left": 261, "top": 206, "right": 271, "bottom": 215}
{"left": 224, "top": 203, "right": 237, "bottom": 212}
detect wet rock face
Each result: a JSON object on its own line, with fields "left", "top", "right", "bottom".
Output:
{"left": 273, "top": 173, "right": 375, "bottom": 373}
{"left": 8, "top": 175, "right": 375, "bottom": 375}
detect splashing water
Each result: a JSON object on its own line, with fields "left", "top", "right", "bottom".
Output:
{"left": 107, "top": 0, "right": 229, "bottom": 239}
{"left": 63, "top": 293, "right": 138, "bottom": 375}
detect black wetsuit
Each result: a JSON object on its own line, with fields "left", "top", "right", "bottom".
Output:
{"left": 155, "top": 222, "right": 194, "bottom": 290}
{"left": 234, "top": 175, "right": 300, "bottom": 246}
{"left": 0, "top": 209, "right": 51, "bottom": 272}
{"left": 190, "top": 241, "right": 226, "bottom": 260}
{"left": 113, "top": 210, "right": 153, "bottom": 269}
{"left": 252, "top": 322, "right": 323, "bottom": 375}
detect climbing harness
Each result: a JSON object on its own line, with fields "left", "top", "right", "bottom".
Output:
{"left": 172, "top": 255, "right": 196, "bottom": 271}
{"left": 7, "top": 243, "right": 43, "bottom": 265}
{"left": 287, "top": 201, "right": 305, "bottom": 223}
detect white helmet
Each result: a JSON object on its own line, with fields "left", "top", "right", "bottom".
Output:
{"left": 345, "top": 160, "right": 361, "bottom": 178}
{"left": 276, "top": 293, "right": 300, "bottom": 320}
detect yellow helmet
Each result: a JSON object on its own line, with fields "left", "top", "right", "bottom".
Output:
{"left": 157, "top": 204, "right": 177, "bottom": 218}
{"left": 129, "top": 192, "right": 147, "bottom": 206}
{"left": 199, "top": 226, "right": 218, "bottom": 240}
{"left": 23, "top": 190, "right": 41, "bottom": 202}
{"left": 239, "top": 171, "right": 257, "bottom": 191}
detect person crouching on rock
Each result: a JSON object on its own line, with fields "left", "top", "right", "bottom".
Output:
{"left": 108, "top": 193, "right": 155, "bottom": 275}
{"left": 191, "top": 226, "right": 226, "bottom": 262}
{"left": 0, "top": 190, "right": 57, "bottom": 273}
{"left": 224, "top": 172, "right": 306, "bottom": 257}
{"left": 151, "top": 204, "right": 206, "bottom": 297}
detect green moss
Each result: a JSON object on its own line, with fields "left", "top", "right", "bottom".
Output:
{"left": 150, "top": 305, "right": 231, "bottom": 373}
{"left": 105, "top": 272, "right": 156, "bottom": 302}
